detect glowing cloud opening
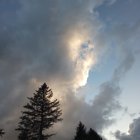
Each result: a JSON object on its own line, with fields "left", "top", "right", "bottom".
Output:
{"left": 67, "top": 30, "right": 96, "bottom": 90}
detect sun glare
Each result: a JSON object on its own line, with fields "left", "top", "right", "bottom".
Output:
{"left": 68, "top": 32, "right": 85, "bottom": 61}
{"left": 65, "top": 30, "right": 96, "bottom": 89}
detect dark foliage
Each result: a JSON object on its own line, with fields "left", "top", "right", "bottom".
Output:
{"left": 74, "top": 122, "right": 87, "bottom": 140}
{"left": 87, "top": 128, "right": 102, "bottom": 140}
{"left": 16, "top": 83, "right": 62, "bottom": 140}
{"left": 0, "top": 129, "right": 5, "bottom": 137}
{"left": 74, "top": 122, "right": 102, "bottom": 140}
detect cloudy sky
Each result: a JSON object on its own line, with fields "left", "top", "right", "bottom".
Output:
{"left": 0, "top": 0, "right": 140, "bottom": 140}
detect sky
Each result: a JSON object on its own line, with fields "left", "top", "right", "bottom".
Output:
{"left": 0, "top": 0, "right": 140, "bottom": 140}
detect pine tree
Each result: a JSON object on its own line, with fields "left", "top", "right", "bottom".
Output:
{"left": 74, "top": 122, "right": 87, "bottom": 140}
{"left": 16, "top": 83, "right": 62, "bottom": 140}
{"left": 16, "top": 114, "right": 33, "bottom": 140}
{"left": 0, "top": 129, "right": 5, "bottom": 137}
{"left": 87, "top": 128, "right": 102, "bottom": 140}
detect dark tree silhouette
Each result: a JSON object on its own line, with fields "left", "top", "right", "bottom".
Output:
{"left": 87, "top": 128, "right": 102, "bottom": 140}
{"left": 74, "top": 122, "right": 103, "bottom": 140}
{"left": 16, "top": 114, "right": 33, "bottom": 140}
{"left": 16, "top": 83, "right": 62, "bottom": 140}
{"left": 0, "top": 129, "right": 5, "bottom": 137}
{"left": 74, "top": 122, "right": 87, "bottom": 140}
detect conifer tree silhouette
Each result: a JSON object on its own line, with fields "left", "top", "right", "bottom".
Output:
{"left": 16, "top": 83, "right": 62, "bottom": 140}
{"left": 74, "top": 122, "right": 103, "bottom": 140}
{"left": 74, "top": 122, "right": 87, "bottom": 140}
{"left": 87, "top": 128, "right": 102, "bottom": 140}
{"left": 0, "top": 129, "right": 5, "bottom": 137}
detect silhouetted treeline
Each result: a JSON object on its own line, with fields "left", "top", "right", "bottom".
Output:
{"left": 74, "top": 122, "right": 102, "bottom": 140}
{"left": 0, "top": 83, "right": 105, "bottom": 140}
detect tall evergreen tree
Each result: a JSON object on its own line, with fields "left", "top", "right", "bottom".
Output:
{"left": 16, "top": 83, "right": 62, "bottom": 140}
{"left": 0, "top": 129, "right": 5, "bottom": 137}
{"left": 87, "top": 128, "right": 102, "bottom": 140}
{"left": 74, "top": 122, "right": 87, "bottom": 140}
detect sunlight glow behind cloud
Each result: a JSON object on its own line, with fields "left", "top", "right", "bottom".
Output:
{"left": 67, "top": 31, "right": 96, "bottom": 89}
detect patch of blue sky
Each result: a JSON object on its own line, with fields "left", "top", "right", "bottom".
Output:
{"left": 79, "top": 42, "right": 90, "bottom": 60}
{"left": 104, "top": 56, "right": 140, "bottom": 139}
{"left": 120, "top": 54, "right": 140, "bottom": 114}
{"left": 84, "top": 44, "right": 119, "bottom": 103}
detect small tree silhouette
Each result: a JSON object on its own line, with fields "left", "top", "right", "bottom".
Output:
{"left": 16, "top": 83, "right": 62, "bottom": 140}
{"left": 0, "top": 129, "right": 5, "bottom": 137}
{"left": 87, "top": 128, "right": 102, "bottom": 140}
{"left": 74, "top": 122, "right": 103, "bottom": 140}
{"left": 74, "top": 122, "right": 87, "bottom": 140}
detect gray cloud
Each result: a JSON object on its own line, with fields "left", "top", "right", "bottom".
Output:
{"left": 50, "top": 47, "right": 135, "bottom": 140}
{"left": 50, "top": 27, "right": 136, "bottom": 140}
{"left": 115, "top": 117, "right": 140, "bottom": 140}
{"left": 0, "top": 0, "right": 108, "bottom": 139}
{"left": 0, "top": 0, "right": 138, "bottom": 140}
